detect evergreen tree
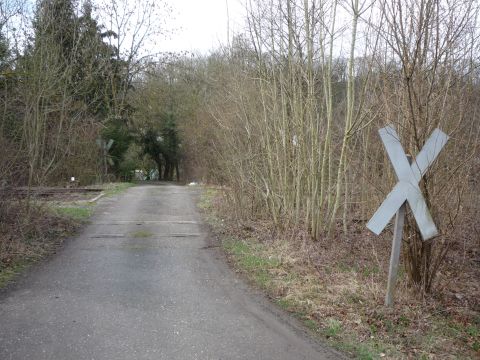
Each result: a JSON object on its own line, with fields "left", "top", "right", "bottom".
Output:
{"left": 33, "top": 0, "right": 78, "bottom": 63}
{"left": 75, "top": 0, "right": 117, "bottom": 117}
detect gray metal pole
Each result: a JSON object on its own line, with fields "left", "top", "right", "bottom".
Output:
{"left": 385, "top": 155, "right": 412, "bottom": 307}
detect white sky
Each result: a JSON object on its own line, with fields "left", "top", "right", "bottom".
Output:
{"left": 161, "top": 0, "right": 246, "bottom": 54}
{"left": 10, "top": 0, "right": 360, "bottom": 58}
{"left": 14, "top": 0, "right": 246, "bottom": 55}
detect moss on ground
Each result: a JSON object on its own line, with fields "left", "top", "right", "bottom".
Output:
{"left": 130, "top": 230, "right": 153, "bottom": 238}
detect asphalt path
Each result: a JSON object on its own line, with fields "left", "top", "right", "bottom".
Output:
{"left": 0, "top": 184, "right": 343, "bottom": 360}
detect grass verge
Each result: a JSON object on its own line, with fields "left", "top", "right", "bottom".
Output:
{"left": 52, "top": 206, "right": 93, "bottom": 221}
{"left": 50, "top": 182, "right": 135, "bottom": 222}
{"left": 198, "top": 186, "right": 479, "bottom": 359}
{"left": 0, "top": 261, "right": 29, "bottom": 288}
{"left": 102, "top": 182, "right": 135, "bottom": 197}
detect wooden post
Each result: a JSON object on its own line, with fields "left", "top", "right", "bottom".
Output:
{"left": 385, "top": 155, "right": 411, "bottom": 307}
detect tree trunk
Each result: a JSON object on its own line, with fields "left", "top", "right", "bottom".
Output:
{"left": 164, "top": 161, "right": 171, "bottom": 181}
{"left": 156, "top": 159, "right": 162, "bottom": 181}
{"left": 175, "top": 162, "right": 180, "bottom": 181}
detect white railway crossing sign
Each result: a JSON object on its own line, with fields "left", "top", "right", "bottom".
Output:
{"left": 367, "top": 125, "right": 449, "bottom": 306}
{"left": 367, "top": 125, "right": 449, "bottom": 241}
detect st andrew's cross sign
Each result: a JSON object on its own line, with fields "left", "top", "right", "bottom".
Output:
{"left": 366, "top": 125, "right": 449, "bottom": 305}
{"left": 367, "top": 125, "right": 449, "bottom": 240}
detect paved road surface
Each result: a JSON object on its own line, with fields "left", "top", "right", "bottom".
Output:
{"left": 0, "top": 184, "right": 342, "bottom": 360}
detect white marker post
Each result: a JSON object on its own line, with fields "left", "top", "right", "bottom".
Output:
{"left": 367, "top": 125, "right": 449, "bottom": 306}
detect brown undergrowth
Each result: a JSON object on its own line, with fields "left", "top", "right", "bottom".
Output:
{"left": 199, "top": 186, "right": 479, "bottom": 359}
{"left": 0, "top": 182, "right": 134, "bottom": 288}
{"left": 0, "top": 199, "right": 79, "bottom": 287}
{"left": 0, "top": 183, "right": 133, "bottom": 287}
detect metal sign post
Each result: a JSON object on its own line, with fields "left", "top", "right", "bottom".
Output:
{"left": 366, "top": 125, "right": 449, "bottom": 306}
{"left": 384, "top": 155, "right": 410, "bottom": 307}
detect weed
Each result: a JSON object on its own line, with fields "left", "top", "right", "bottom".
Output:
{"left": 466, "top": 325, "right": 478, "bottom": 337}
{"left": 472, "top": 341, "right": 479, "bottom": 352}
{"left": 223, "top": 237, "right": 279, "bottom": 289}
{"left": 398, "top": 314, "right": 411, "bottom": 327}
{"left": 356, "top": 344, "right": 376, "bottom": 360}
{"left": 103, "top": 182, "right": 135, "bottom": 197}
{"left": 240, "top": 254, "right": 279, "bottom": 270}
{"left": 384, "top": 319, "right": 395, "bottom": 333}
{"left": 304, "top": 319, "right": 319, "bottom": 332}
{"left": 224, "top": 239, "right": 251, "bottom": 256}
{"left": 130, "top": 230, "right": 153, "bottom": 238}
{"left": 466, "top": 325, "right": 480, "bottom": 352}
{"left": 121, "top": 244, "right": 157, "bottom": 251}
{"left": 337, "top": 263, "right": 352, "bottom": 273}
{"left": 0, "top": 262, "right": 28, "bottom": 288}
{"left": 362, "top": 265, "right": 380, "bottom": 278}
{"left": 344, "top": 290, "right": 365, "bottom": 304}
{"left": 198, "top": 188, "right": 218, "bottom": 210}
{"left": 323, "top": 318, "right": 342, "bottom": 338}
{"left": 53, "top": 206, "right": 92, "bottom": 221}
{"left": 276, "top": 297, "right": 295, "bottom": 310}
{"left": 337, "top": 262, "right": 359, "bottom": 273}
{"left": 254, "top": 270, "right": 271, "bottom": 288}
{"left": 473, "top": 315, "right": 480, "bottom": 326}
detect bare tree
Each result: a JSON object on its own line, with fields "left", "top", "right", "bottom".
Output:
{"left": 376, "top": 0, "right": 480, "bottom": 292}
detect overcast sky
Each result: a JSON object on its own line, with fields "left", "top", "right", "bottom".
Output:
{"left": 14, "top": 0, "right": 246, "bottom": 55}
{"left": 161, "top": 0, "right": 246, "bottom": 54}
